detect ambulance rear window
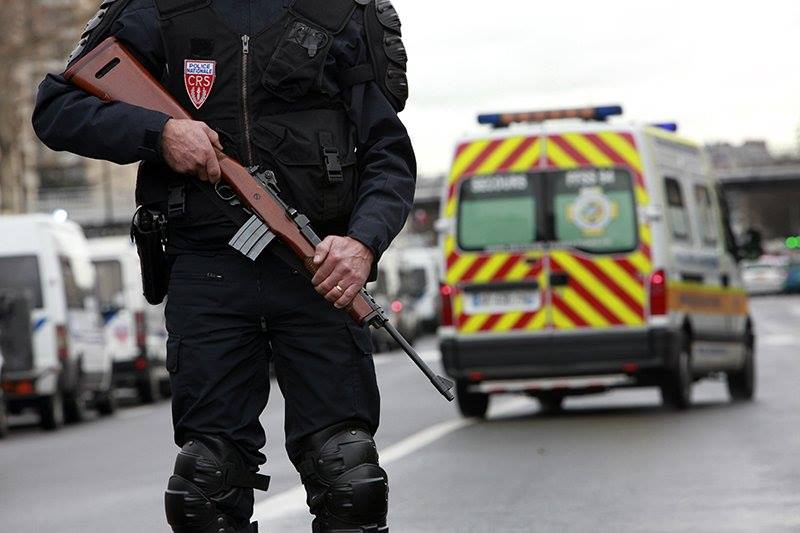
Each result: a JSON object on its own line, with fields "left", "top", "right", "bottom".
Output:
{"left": 457, "top": 174, "right": 538, "bottom": 251}
{"left": 551, "top": 169, "right": 638, "bottom": 254}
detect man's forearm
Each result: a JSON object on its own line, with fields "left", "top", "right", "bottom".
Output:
{"left": 32, "top": 73, "right": 170, "bottom": 164}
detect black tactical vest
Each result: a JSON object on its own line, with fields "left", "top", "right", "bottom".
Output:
{"left": 137, "top": 0, "right": 363, "bottom": 246}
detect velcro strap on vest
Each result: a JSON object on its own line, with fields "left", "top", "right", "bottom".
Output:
{"left": 291, "top": 0, "right": 357, "bottom": 33}
{"left": 339, "top": 63, "right": 375, "bottom": 88}
{"left": 154, "top": 0, "right": 211, "bottom": 19}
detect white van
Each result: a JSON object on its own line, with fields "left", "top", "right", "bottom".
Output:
{"left": 398, "top": 247, "right": 441, "bottom": 332}
{"left": 439, "top": 106, "right": 755, "bottom": 417}
{"left": 0, "top": 214, "right": 115, "bottom": 429}
{"left": 89, "top": 236, "right": 168, "bottom": 402}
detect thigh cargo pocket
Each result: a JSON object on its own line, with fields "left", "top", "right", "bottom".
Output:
{"left": 166, "top": 335, "right": 182, "bottom": 374}
{"left": 252, "top": 109, "right": 358, "bottom": 226}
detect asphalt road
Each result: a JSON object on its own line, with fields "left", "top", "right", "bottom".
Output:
{"left": 1, "top": 295, "right": 799, "bottom": 532}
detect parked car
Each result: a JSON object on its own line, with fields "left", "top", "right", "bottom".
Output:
{"left": 0, "top": 214, "right": 115, "bottom": 430}
{"left": 741, "top": 256, "right": 789, "bottom": 295}
{"left": 89, "top": 236, "right": 169, "bottom": 402}
{"left": 367, "top": 252, "right": 421, "bottom": 352}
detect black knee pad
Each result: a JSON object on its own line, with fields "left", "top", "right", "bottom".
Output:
{"left": 165, "top": 434, "right": 269, "bottom": 533}
{"left": 296, "top": 422, "right": 388, "bottom": 533}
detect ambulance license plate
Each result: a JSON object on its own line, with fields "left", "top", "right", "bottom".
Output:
{"left": 464, "top": 289, "right": 540, "bottom": 314}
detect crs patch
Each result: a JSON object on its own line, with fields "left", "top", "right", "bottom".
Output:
{"left": 184, "top": 60, "right": 216, "bottom": 109}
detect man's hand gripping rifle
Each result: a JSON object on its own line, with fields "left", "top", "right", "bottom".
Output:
{"left": 65, "top": 37, "right": 454, "bottom": 401}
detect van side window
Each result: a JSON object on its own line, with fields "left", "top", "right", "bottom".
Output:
{"left": 94, "top": 260, "right": 124, "bottom": 309}
{"left": 665, "top": 178, "right": 691, "bottom": 241}
{"left": 694, "top": 184, "right": 718, "bottom": 246}
{"left": 60, "top": 257, "right": 84, "bottom": 309}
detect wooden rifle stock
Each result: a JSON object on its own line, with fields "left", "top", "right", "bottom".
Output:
{"left": 64, "top": 37, "right": 455, "bottom": 401}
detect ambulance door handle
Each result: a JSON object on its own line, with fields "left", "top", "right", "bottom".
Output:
{"left": 550, "top": 273, "right": 569, "bottom": 287}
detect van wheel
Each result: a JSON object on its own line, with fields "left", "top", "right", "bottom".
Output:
{"left": 63, "top": 391, "right": 88, "bottom": 424}
{"left": 39, "top": 393, "right": 64, "bottom": 431}
{"left": 137, "top": 370, "right": 160, "bottom": 404}
{"left": 727, "top": 342, "right": 756, "bottom": 401}
{"left": 538, "top": 393, "right": 565, "bottom": 414}
{"left": 456, "top": 380, "right": 489, "bottom": 418}
{"left": 95, "top": 389, "right": 117, "bottom": 416}
{"left": 0, "top": 399, "right": 9, "bottom": 438}
{"left": 660, "top": 340, "right": 693, "bottom": 410}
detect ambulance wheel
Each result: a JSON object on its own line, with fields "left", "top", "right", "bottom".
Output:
{"left": 538, "top": 393, "right": 565, "bottom": 414}
{"left": 660, "top": 340, "right": 693, "bottom": 410}
{"left": 63, "top": 390, "right": 89, "bottom": 424}
{"left": 39, "top": 392, "right": 64, "bottom": 431}
{"left": 0, "top": 399, "right": 9, "bottom": 438}
{"left": 727, "top": 341, "right": 755, "bottom": 402}
{"left": 456, "top": 380, "right": 489, "bottom": 418}
{"left": 137, "top": 369, "right": 160, "bottom": 404}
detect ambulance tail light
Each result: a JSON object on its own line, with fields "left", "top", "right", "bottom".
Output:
{"left": 440, "top": 283, "right": 454, "bottom": 327}
{"left": 478, "top": 105, "right": 622, "bottom": 127}
{"left": 649, "top": 269, "right": 668, "bottom": 316}
{"left": 56, "top": 324, "right": 69, "bottom": 361}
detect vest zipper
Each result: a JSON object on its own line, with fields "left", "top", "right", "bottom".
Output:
{"left": 241, "top": 34, "right": 254, "bottom": 166}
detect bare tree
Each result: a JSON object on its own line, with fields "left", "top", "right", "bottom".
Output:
{"left": 0, "top": 0, "right": 92, "bottom": 213}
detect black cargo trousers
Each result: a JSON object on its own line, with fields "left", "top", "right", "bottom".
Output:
{"left": 165, "top": 249, "right": 381, "bottom": 521}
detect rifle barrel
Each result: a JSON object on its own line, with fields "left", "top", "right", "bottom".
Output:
{"left": 381, "top": 321, "right": 455, "bottom": 401}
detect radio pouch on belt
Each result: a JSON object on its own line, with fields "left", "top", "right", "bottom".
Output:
{"left": 130, "top": 207, "right": 170, "bottom": 305}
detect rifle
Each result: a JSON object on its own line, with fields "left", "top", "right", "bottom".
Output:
{"left": 65, "top": 37, "right": 454, "bottom": 402}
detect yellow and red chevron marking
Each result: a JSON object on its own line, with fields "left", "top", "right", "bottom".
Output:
{"left": 546, "top": 131, "right": 652, "bottom": 260}
{"left": 449, "top": 254, "right": 547, "bottom": 334}
{"left": 550, "top": 252, "right": 647, "bottom": 329}
{"left": 444, "top": 136, "right": 542, "bottom": 217}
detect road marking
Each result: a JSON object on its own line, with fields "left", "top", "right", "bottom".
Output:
{"left": 760, "top": 334, "right": 796, "bottom": 346}
{"left": 251, "top": 397, "right": 530, "bottom": 523}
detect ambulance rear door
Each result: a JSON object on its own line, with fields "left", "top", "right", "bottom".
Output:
{"left": 542, "top": 130, "right": 654, "bottom": 333}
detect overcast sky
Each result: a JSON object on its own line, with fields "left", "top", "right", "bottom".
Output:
{"left": 396, "top": 0, "right": 800, "bottom": 177}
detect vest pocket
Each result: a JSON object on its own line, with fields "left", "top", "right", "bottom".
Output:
{"left": 262, "top": 20, "right": 331, "bottom": 101}
{"left": 251, "top": 110, "right": 358, "bottom": 228}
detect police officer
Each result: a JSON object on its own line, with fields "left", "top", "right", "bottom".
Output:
{"left": 33, "top": 1, "right": 414, "bottom": 531}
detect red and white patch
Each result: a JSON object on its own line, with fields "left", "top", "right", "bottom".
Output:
{"left": 184, "top": 60, "right": 216, "bottom": 109}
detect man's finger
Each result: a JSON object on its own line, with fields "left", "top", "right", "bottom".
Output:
{"left": 203, "top": 124, "right": 223, "bottom": 151}
{"left": 334, "top": 284, "right": 360, "bottom": 309}
{"left": 206, "top": 150, "right": 221, "bottom": 183}
{"left": 195, "top": 159, "right": 209, "bottom": 181}
{"left": 314, "top": 236, "right": 336, "bottom": 265}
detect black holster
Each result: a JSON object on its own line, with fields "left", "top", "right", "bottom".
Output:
{"left": 131, "top": 207, "right": 169, "bottom": 305}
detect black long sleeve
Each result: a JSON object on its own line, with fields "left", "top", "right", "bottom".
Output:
{"left": 32, "top": 1, "right": 170, "bottom": 164}
{"left": 333, "top": 9, "right": 417, "bottom": 262}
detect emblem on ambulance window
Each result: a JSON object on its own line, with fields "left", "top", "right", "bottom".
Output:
{"left": 567, "top": 187, "right": 619, "bottom": 236}
{"left": 184, "top": 60, "right": 216, "bottom": 110}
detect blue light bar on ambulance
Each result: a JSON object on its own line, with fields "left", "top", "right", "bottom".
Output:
{"left": 478, "top": 105, "right": 623, "bottom": 127}
{"left": 651, "top": 122, "right": 678, "bottom": 132}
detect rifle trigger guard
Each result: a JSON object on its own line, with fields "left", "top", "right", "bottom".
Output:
{"left": 215, "top": 181, "right": 236, "bottom": 202}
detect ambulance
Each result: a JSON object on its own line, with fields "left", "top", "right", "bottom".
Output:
{"left": 438, "top": 106, "right": 755, "bottom": 417}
